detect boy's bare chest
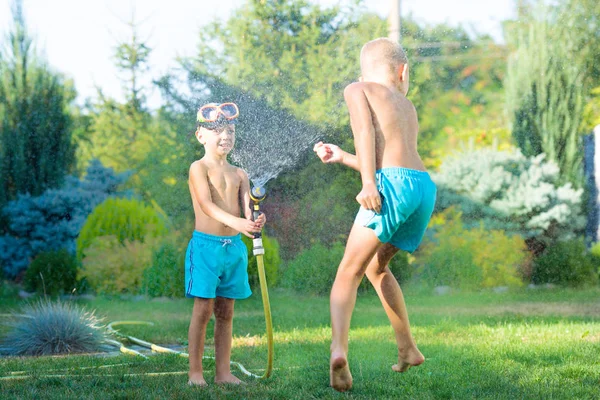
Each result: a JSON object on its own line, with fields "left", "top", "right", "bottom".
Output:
{"left": 207, "top": 169, "right": 241, "bottom": 195}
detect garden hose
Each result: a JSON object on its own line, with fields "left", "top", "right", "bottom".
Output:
{"left": 105, "top": 338, "right": 147, "bottom": 358}
{"left": 250, "top": 186, "right": 274, "bottom": 379}
{"left": 106, "top": 321, "right": 263, "bottom": 379}
{"left": 0, "top": 320, "right": 264, "bottom": 381}
{"left": 107, "top": 321, "right": 183, "bottom": 357}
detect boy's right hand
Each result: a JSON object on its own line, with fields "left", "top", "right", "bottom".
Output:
{"left": 314, "top": 142, "right": 343, "bottom": 164}
{"left": 356, "top": 182, "right": 382, "bottom": 213}
{"left": 232, "top": 217, "right": 263, "bottom": 238}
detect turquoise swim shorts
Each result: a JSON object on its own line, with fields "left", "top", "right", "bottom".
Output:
{"left": 185, "top": 231, "right": 252, "bottom": 299}
{"left": 354, "top": 167, "right": 437, "bottom": 253}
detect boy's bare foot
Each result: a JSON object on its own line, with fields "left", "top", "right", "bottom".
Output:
{"left": 392, "top": 346, "right": 425, "bottom": 372}
{"left": 215, "top": 373, "right": 245, "bottom": 385}
{"left": 188, "top": 373, "right": 207, "bottom": 387}
{"left": 330, "top": 352, "right": 353, "bottom": 392}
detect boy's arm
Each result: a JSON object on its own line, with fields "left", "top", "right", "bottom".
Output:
{"left": 189, "top": 162, "right": 259, "bottom": 236}
{"left": 238, "top": 168, "right": 252, "bottom": 220}
{"left": 344, "top": 83, "right": 381, "bottom": 212}
{"left": 313, "top": 142, "right": 360, "bottom": 171}
{"left": 340, "top": 151, "right": 359, "bottom": 171}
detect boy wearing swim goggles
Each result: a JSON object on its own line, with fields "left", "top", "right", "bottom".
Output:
{"left": 185, "top": 102, "right": 266, "bottom": 386}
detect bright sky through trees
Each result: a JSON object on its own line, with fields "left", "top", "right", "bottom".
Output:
{"left": 0, "top": 0, "right": 514, "bottom": 108}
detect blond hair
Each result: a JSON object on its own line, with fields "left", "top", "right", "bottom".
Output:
{"left": 360, "top": 38, "right": 408, "bottom": 75}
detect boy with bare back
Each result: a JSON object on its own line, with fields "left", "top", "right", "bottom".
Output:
{"left": 186, "top": 102, "right": 265, "bottom": 386}
{"left": 314, "top": 38, "right": 436, "bottom": 392}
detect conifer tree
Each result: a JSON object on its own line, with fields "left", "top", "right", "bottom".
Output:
{"left": 75, "top": 15, "right": 154, "bottom": 173}
{"left": 0, "top": 0, "right": 75, "bottom": 210}
{"left": 505, "top": 2, "right": 589, "bottom": 185}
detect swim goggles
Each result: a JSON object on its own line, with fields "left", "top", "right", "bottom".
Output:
{"left": 197, "top": 102, "right": 239, "bottom": 129}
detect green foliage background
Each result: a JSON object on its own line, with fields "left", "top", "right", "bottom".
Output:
{"left": 0, "top": 1, "right": 75, "bottom": 211}
{"left": 2, "top": 0, "right": 600, "bottom": 291}
{"left": 76, "top": 197, "right": 168, "bottom": 261}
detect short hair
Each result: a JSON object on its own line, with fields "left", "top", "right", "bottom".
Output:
{"left": 360, "top": 38, "right": 408, "bottom": 74}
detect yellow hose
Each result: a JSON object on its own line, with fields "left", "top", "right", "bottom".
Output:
{"left": 105, "top": 339, "right": 147, "bottom": 359}
{"left": 256, "top": 254, "right": 274, "bottom": 378}
{"left": 106, "top": 319, "right": 271, "bottom": 379}
{"left": 107, "top": 322, "right": 187, "bottom": 358}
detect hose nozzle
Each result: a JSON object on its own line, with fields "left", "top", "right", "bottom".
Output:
{"left": 250, "top": 186, "right": 267, "bottom": 203}
{"left": 250, "top": 186, "right": 266, "bottom": 242}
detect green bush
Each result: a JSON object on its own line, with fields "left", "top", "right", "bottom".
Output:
{"left": 242, "top": 233, "right": 281, "bottom": 288}
{"left": 415, "top": 208, "right": 527, "bottom": 290}
{"left": 532, "top": 239, "right": 598, "bottom": 287}
{"left": 0, "top": 279, "right": 19, "bottom": 298}
{"left": 23, "top": 249, "right": 78, "bottom": 296}
{"left": 281, "top": 242, "right": 345, "bottom": 295}
{"left": 142, "top": 239, "right": 185, "bottom": 298}
{"left": 433, "top": 148, "right": 585, "bottom": 242}
{"left": 281, "top": 241, "right": 412, "bottom": 295}
{"left": 589, "top": 241, "right": 600, "bottom": 281}
{"left": 79, "top": 236, "right": 157, "bottom": 295}
{"left": 389, "top": 251, "right": 412, "bottom": 284}
{"left": 76, "top": 197, "right": 168, "bottom": 260}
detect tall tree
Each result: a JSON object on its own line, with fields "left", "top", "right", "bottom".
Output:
{"left": 195, "top": 0, "right": 506, "bottom": 157}
{"left": 567, "top": 0, "right": 600, "bottom": 133}
{"left": 0, "top": 0, "right": 75, "bottom": 210}
{"left": 75, "top": 15, "right": 154, "bottom": 174}
{"left": 566, "top": 0, "right": 600, "bottom": 88}
{"left": 195, "top": 0, "right": 387, "bottom": 141}
{"left": 114, "top": 16, "right": 152, "bottom": 115}
{"left": 505, "top": 1, "right": 593, "bottom": 185}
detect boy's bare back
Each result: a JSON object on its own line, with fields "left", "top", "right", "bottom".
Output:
{"left": 189, "top": 159, "right": 249, "bottom": 236}
{"left": 344, "top": 81, "right": 426, "bottom": 173}
{"left": 318, "top": 38, "right": 434, "bottom": 393}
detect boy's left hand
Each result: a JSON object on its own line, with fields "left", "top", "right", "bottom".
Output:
{"left": 356, "top": 182, "right": 381, "bottom": 213}
{"left": 313, "top": 142, "right": 343, "bottom": 164}
{"left": 250, "top": 212, "right": 266, "bottom": 230}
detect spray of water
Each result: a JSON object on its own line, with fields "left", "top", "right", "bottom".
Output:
{"left": 160, "top": 72, "right": 325, "bottom": 187}
{"left": 220, "top": 90, "right": 323, "bottom": 188}
{"left": 231, "top": 116, "right": 320, "bottom": 189}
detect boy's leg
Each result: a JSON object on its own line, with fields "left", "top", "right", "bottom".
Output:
{"left": 188, "top": 297, "right": 214, "bottom": 385}
{"left": 365, "top": 243, "right": 424, "bottom": 372}
{"left": 330, "top": 224, "right": 382, "bottom": 392}
{"left": 213, "top": 297, "right": 243, "bottom": 384}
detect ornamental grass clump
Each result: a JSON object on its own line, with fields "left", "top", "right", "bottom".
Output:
{"left": 1, "top": 299, "right": 109, "bottom": 356}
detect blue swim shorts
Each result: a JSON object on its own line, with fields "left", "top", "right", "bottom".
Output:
{"left": 185, "top": 231, "right": 252, "bottom": 299}
{"left": 354, "top": 167, "right": 437, "bottom": 253}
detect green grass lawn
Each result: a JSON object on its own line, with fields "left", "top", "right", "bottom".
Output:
{"left": 1, "top": 287, "right": 599, "bottom": 399}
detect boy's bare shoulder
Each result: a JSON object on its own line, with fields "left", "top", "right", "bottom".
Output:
{"left": 189, "top": 159, "right": 207, "bottom": 175}
{"left": 343, "top": 82, "right": 371, "bottom": 98}
{"left": 343, "top": 82, "right": 380, "bottom": 111}
{"left": 235, "top": 167, "right": 249, "bottom": 180}
{"left": 344, "top": 81, "right": 395, "bottom": 103}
